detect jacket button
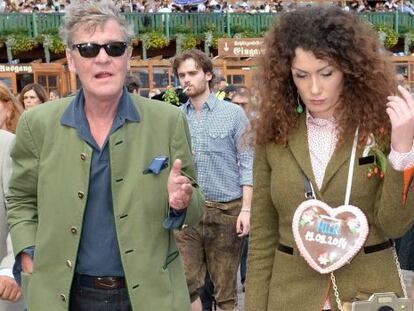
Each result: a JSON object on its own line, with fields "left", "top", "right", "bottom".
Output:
{"left": 60, "top": 293, "right": 66, "bottom": 301}
{"left": 80, "top": 153, "right": 87, "bottom": 161}
{"left": 70, "top": 226, "right": 78, "bottom": 234}
{"left": 78, "top": 191, "right": 84, "bottom": 199}
{"left": 66, "top": 260, "right": 72, "bottom": 268}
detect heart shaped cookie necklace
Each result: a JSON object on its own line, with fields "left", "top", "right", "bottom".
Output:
{"left": 292, "top": 128, "right": 369, "bottom": 310}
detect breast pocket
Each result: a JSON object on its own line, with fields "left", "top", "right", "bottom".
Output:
{"left": 208, "top": 129, "right": 231, "bottom": 153}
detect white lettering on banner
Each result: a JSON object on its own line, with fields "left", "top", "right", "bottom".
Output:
{"left": 0, "top": 65, "right": 32, "bottom": 73}
{"left": 233, "top": 47, "right": 261, "bottom": 57}
{"left": 234, "top": 40, "right": 262, "bottom": 47}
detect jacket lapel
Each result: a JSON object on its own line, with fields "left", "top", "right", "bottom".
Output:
{"left": 287, "top": 114, "right": 321, "bottom": 198}
{"left": 320, "top": 129, "right": 356, "bottom": 192}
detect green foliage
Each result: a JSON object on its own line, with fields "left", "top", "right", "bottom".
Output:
{"left": 182, "top": 34, "right": 198, "bottom": 50}
{"left": 399, "top": 26, "right": 412, "bottom": 34}
{"left": 0, "top": 28, "right": 35, "bottom": 54}
{"left": 202, "top": 23, "right": 219, "bottom": 33}
{"left": 139, "top": 27, "right": 163, "bottom": 34}
{"left": 173, "top": 24, "right": 198, "bottom": 50}
{"left": 0, "top": 27, "right": 30, "bottom": 37}
{"left": 404, "top": 30, "right": 414, "bottom": 48}
{"left": 141, "top": 30, "right": 170, "bottom": 50}
{"left": 212, "top": 33, "right": 228, "bottom": 49}
{"left": 202, "top": 30, "right": 227, "bottom": 49}
{"left": 172, "top": 24, "right": 192, "bottom": 35}
{"left": 374, "top": 24, "right": 399, "bottom": 49}
{"left": 201, "top": 23, "right": 227, "bottom": 49}
{"left": 230, "top": 24, "right": 256, "bottom": 38}
{"left": 37, "top": 33, "right": 66, "bottom": 54}
{"left": 162, "top": 87, "right": 180, "bottom": 106}
{"left": 6, "top": 34, "right": 36, "bottom": 54}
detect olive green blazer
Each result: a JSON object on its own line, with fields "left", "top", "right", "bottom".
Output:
{"left": 245, "top": 115, "right": 414, "bottom": 311}
{"left": 6, "top": 94, "right": 204, "bottom": 311}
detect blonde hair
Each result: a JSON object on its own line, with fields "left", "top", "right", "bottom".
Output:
{"left": 60, "top": 0, "right": 134, "bottom": 47}
{"left": 0, "top": 84, "right": 22, "bottom": 133}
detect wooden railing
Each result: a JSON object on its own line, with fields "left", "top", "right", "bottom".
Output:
{"left": 0, "top": 12, "right": 412, "bottom": 38}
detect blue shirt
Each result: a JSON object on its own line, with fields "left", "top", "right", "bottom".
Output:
{"left": 181, "top": 94, "right": 253, "bottom": 202}
{"left": 61, "top": 88, "right": 139, "bottom": 276}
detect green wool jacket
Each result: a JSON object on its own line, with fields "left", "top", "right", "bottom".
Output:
{"left": 6, "top": 94, "right": 204, "bottom": 311}
{"left": 245, "top": 114, "right": 414, "bottom": 311}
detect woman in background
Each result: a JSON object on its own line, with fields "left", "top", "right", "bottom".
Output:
{"left": 19, "top": 83, "right": 48, "bottom": 110}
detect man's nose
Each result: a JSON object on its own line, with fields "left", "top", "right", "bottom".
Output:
{"left": 183, "top": 75, "right": 191, "bottom": 83}
{"left": 95, "top": 46, "right": 110, "bottom": 62}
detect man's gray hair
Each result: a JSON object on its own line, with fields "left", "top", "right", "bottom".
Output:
{"left": 60, "top": 0, "right": 134, "bottom": 47}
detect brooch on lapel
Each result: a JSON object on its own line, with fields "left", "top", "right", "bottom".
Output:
{"left": 359, "top": 133, "right": 387, "bottom": 180}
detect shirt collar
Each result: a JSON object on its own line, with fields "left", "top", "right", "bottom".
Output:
{"left": 60, "top": 87, "right": 140, "bottom": 129}
{"left": 182, "top": 93, "right": 218, "bottom": 112}
{"left": 305, "top": 109, "right": 335, "bottom": 128}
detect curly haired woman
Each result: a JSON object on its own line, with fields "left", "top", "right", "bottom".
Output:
{"left": 245, "top": 6, "right": 414, "bottom": 311}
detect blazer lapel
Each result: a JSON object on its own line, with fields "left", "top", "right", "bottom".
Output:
{"left": 287, "top": 114, "right": 320, "bottom": 198}
{"left": 320, "top": 129, "right": 356, "bottom": 192}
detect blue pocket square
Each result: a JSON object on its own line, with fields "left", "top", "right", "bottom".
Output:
{"left": 163, "top": 208, "right": 186, "bottom": 229}
{"left": 143, "top": 156, "right": 169, "bottom": 175}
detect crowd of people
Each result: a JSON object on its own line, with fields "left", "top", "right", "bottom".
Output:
{"left": 1, "top": 0, "right": 414, "bottom": 14}
{"left": 2, "top": 2, "right": 414, "bottom": 311}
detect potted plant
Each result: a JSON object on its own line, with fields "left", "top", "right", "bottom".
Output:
{"left": 1, "top": 28, "right": 37, "bottom": 57}
{"left": 374, "top": 24, "right": 398, "bottom": 49}
{"left": 140, "top": 28, "right": 170, "bottom": 50}
{"left": 36, "top": 29, "right": 66, "bottom": 55}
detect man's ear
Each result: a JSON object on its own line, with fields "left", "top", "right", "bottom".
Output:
{"left": 66, "top": 49, "right": 76, "bottom": 73}
{"left": 127, "top": 47, "right": 133, "bottom": 70}
{"left": 205, "top": 71, "right": 213, "bottom": 83}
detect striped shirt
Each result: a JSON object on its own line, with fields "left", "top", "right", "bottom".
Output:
{"left": 181, "top": 93, "right": 253, "bottom": 202}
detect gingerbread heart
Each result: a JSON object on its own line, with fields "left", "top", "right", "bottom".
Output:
{"left": 292, "top": 199, "right": 369, "bottom": 274}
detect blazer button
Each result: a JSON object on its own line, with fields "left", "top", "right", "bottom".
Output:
{"left": 66, "top": 260, "right": 72, "bottom": 268}
{"left": 60, "top": 293, "right": 66, "bottom": 301}
{"left": 78, "top": 191, "right": 84, "bottom": 199}
{"left": 70, "top": 226, "right": 78, "bottom": 234}
{"left": 80, "top": 153, "right": 87, "bottom": 161}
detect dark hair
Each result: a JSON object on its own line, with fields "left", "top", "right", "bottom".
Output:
{"left": 19, "top": 83, "right": 49, "bottom": 108}
{"left": 125, "top": 74, "right": 141, "bottom": 93}
{"left": 172, "top": 49, "right": 215, "bottom": 89}
{"left": 254, "top": 6, "right": 395, "bottom": 147}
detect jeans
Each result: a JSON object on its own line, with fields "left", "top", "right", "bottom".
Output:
{"left": 70, "top": 276, "right": 131, "bottom": 311}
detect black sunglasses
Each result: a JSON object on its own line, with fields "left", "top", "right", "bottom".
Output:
{"left": 71, "top": 41, "right": 128, "bottom": 58}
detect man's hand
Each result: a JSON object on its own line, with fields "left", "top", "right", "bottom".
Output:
{"left": 0, "top": 276, "right": 21, "bottom": 302}
{"left": 21, "top": 252, "right": 33, "bottom": 274}
{"left": 167, "top": 159, "right": 193, "bottom": 210}
{"left": 236, "top": 210, "right": 250, "bottom": 237}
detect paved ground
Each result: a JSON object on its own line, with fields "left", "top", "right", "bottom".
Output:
{"left": 237, "top": 272, "right": 245, "bottom": 311}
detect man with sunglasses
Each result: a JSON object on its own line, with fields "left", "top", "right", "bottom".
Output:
{"left": 6, "top": 1, "right": 204, "bottom": 311}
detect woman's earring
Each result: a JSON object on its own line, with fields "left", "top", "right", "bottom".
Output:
{"left": 296, "top": 95, "right": 304, "bottom": 114}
